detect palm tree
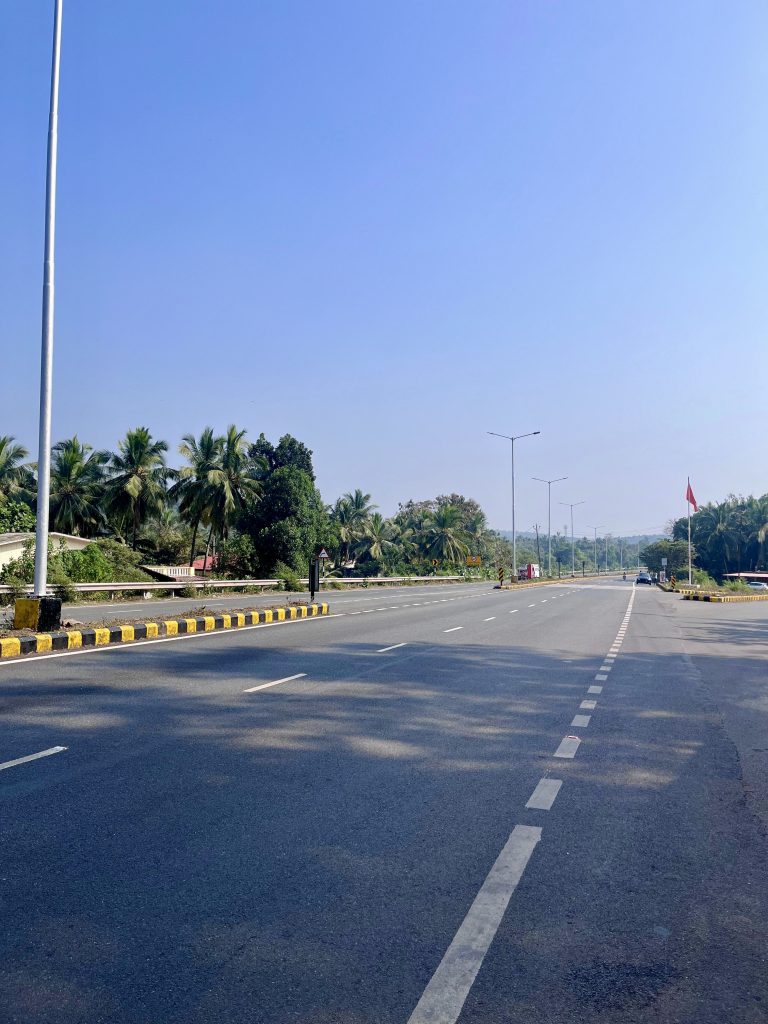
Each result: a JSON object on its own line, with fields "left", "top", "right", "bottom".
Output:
{"left": 169, "top": 427, "right": 223, "bottom": 565}
{"left": 421, "top": 505, "right": 470, "bottom": 562}
{"left": 49, "top": 437, "right": 109, "bottom": 536}
{"left": 357, "top": 512, "right": 398, "bottom": 561}
{"left": 0, "top": 435, "right": 34, "bottom": 507}
{"left": 105, "top": 427, "right": 169, "bottom": 549}
{"left": 343, "top": 489, "right": 376, "bottom": 527}
{"left": 332, "top": 498, "right": 356, "bottom": 564}
{"left": 203, "top": 425, "right": 263, "bottom": 572}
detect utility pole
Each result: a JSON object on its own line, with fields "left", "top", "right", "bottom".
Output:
{"left": 587, "top": 525, "right": 603, "bottom": 577}
{"left": 488, "top": 430, "right": 540, "bottom": 580}
{"left": 32, "top": 0, "right": 63, "bottom": 624}
{"left": 533, "top": 522, "right": 542, "bottom": 569}
{"left": 532, "top": 475, "right": 567, "bottom": 577}
{"left": 559, "top": 500, "right": 585, "bottom": 575}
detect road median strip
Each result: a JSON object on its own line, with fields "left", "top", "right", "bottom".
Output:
{"left": 0, "top": 603, "right": 330, "bottom": 660}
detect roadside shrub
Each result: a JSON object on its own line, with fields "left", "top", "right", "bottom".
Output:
{"left": 274, "top": 562, "right": 303, "bottom": 592}
{"left": 178, "top": 585, "right": 197, "bottom": 598}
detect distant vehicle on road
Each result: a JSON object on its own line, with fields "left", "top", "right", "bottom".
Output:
{"left": 636, "top": 572, "right": 653, "bottom": 585}
{"left": 747, "top": 581, "right": 768, "bottom": 590}
{"left": 518, "top": 563, "right": 541, "bottom": 580}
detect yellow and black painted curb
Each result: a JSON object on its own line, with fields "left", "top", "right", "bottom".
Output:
{"left": 682, "top": 592, "right": 768, "bottom": 603}
{"left": 0, "top": 603, "right": 330, "bottom": 660}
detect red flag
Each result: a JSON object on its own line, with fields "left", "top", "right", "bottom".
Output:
{"left": 686, "top": 479, "right": 698, "bottom": 512}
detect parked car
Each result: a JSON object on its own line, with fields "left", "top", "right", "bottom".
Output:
{"left": 747, "top": 581, "right": 768, "bottom": 590}
{"left": 635, "top": 572, "right": 653, "bottom": 585}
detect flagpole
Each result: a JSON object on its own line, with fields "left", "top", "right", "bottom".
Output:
{"left": 687, "top": 477, "right": 692, "bottom": 585}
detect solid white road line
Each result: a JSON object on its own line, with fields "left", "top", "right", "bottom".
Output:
{"left": 443, "top": 626, "right": 463, "bottom": 633}
{"left": 483, "top": 617, "right": 496, "bottom": 622}
{"left": 580, "top": 699, "right": 597, "bottom": 710}
{"left": 407, "top": 825, "right": 542, "bottom": 1024}
{"left": 0, "top": 613, "right": 345, "bottom": 669}
{"left": 243, "top": 673, "right": 307, "bottom": 693}
{"left": 0, "top": 746, "right": 67, "bottom": 772}
{"left": 571, "top": 714, "right": 591, "bottom": 728}
{"left": 525, "top": 778, "right": 562, "bottom": 810}
{"left": 588, "top": 685, "right": 603, "bottom": 694}
{"left": 377, "top": 643, "right": 408, "bottom": 653}
{"left": 553, "top": 735, "right": 581, "bottom": 759}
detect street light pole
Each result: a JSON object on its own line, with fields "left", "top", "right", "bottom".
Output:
{"left": 586, "top": 525, "right": 603, "bottom": 576}
{"left": 33, "top": 0, "right": 63, "bottom": 600}
{"left": 533, "top": 475, "right": 567, "bottom": 577}
{"left": 488, "top": 430, "right": 540, "bottom": 581}
{"left": 559, "top": 500, "right": 585, "bottom": 575}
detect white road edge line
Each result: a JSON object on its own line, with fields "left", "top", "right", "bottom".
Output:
{"left": 0, "top": 746, "right": 68, "bottom": 772}
{"left": 0, "top": 613, "right": 346, "bottom": 669}
{"left": 525, "top": 778, "right": 562, "bottom": 810}
{"left": 243, "top": 673, "right": 307, "bottom": 693}
{"left": 377, "top": 643, "right": 408, "bottom": 653}
{"left": 407, "top": 824, "right": 542, "bottom": 1024}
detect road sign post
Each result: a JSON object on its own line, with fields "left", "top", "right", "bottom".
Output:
{"left": 497, "top": 567, "right": 504, "bottom": 585}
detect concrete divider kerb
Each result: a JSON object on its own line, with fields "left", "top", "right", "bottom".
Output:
{"left": 0, "top": 602, "right": 330, "bottom": 660}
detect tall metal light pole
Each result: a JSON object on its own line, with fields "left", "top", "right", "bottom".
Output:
{"left": 559, "top": 500, "right": 585, "bottom": 575}
{"left": 586, "top": 525, "right": 603, "bottom": 576}
{"left": 33, "top": 0, "right": 63, "bottom": 600}
{"left": 488, "top": 430, "right": 540, "bottom": 580}
{"left": 533, "top": 475, "right": 567, "bottom": 577}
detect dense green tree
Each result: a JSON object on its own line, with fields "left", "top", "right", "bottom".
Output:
{"left": 105, "top": 427, "right": 169, "bottom": 549}
{"left": 239, "top": 466, "right": 327, "bottom": 574}
{"left": 250, "top": 433, "right": 315, "bottom": 480}
{"left": 49, "top": 437, "right": 109, "bottom": 536}
{"left": 640, "top": 539, "right": 689, "bottom": 575}
{"left": 672, "top": 493, "right": 768, "bottom": 576}
{"left": 0, "top": 499, "right": 36, "bottom": 533}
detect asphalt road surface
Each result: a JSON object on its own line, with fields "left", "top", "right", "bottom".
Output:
{"left": 58, "top": 580, "right": 497, "bottom": 625}
{"left": 1, "top": 580, "right": 766, "bottom": 1023}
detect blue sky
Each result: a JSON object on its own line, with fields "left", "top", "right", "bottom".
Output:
{"left": 2, "top": 1, "right": 767, "bottom": 537}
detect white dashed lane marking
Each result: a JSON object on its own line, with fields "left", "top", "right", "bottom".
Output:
{"left": 0, "top": 746, "right": 68, "bottom": 772}
{"left": 243, "top": 673, "right": 307, "bottom": 693}
{"left": 571, "top": 714, "right": 591, "bottom": 728}
{"left": 443, "top": 627, "right": 463, "bottom": 633}
{"left": 525, "top": 778, "right": 562, "bottom": 810}
{"left": 553, "top": 735, "right": 581, "bottom": 759}
{"left": 377, "top": 643, "right": 407, "bottom": 653}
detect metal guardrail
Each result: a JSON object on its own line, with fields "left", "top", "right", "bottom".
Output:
{"left": 0, "top": 575, "right": 481, "bottom": 599}
{"left": 0, "top": 571, "right": 631, "bottom": 600}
